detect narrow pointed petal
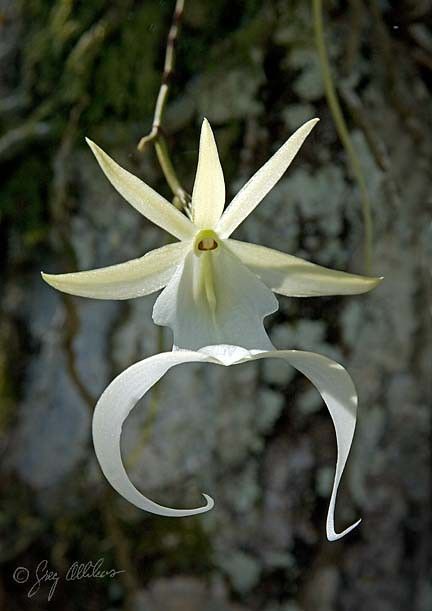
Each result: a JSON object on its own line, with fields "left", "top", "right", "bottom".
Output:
{"left": 92, "top": 351, "right": 215, "bottom": 516}
{"left": 152, "top": 244, "right": 278, "bottom": 351}
{"left": 41, "top": 241, "right": 190, "bottom": 299}
{"left": 191, "top": 119, "right": 225, "bottom": 228}
{"left": 226, "top": 240, "right": 383, "bottom": 296}
{"left": 86, "top": 138, "right": 195, "bottom": 240}
{"left": 216, "top": 119, "right": 319, "bottom": 238}
{"left": 256, "top": 350, "right": 360, "bottom": 541}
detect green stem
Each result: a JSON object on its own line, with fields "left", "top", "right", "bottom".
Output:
{"left": 155, "top": 136, "right": 191, "bottom": 211}
{"left": 137, "top": 0, "right": 184, "bottom": 152}
{"left": 137, "top": 0, "right": 191, "bottom": 212}
{"left": 312, "top": 0, "right": 373, "bottom": 274}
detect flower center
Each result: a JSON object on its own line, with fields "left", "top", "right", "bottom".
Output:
{"left": 198, "top": 237, "right": 218, "bottom": 251}
{"left": 192, "top": 229, "right": 220, "bottom": 314}
{"left": 194, "top": 229, "right": 220, "bottom": 254}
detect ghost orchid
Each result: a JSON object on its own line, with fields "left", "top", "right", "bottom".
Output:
{"left": 42, "top": 118, "right": 382, "bottom": 352}
{"left": 42, "top": 117, "right": 381, "bottom": 540}
{"left": 93, "top": 345, "right": 360, "bottom": 541}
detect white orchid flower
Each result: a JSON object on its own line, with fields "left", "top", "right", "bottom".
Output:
{"left": 42, "top": 118, "right": 381, "bottom": 351}
{"left": 42, "top": 118, "right": 382, "bottom": 540}
{"left": 93, "top": 344, "right": 360, "bottom": 541}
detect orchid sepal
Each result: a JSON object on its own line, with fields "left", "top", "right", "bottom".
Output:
{"left": 42, "top": 117, "right": 382, "bottom": 352}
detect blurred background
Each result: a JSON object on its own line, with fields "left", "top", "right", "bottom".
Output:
{"left": 0, "top": 0, "right": 431, "bottom": 610}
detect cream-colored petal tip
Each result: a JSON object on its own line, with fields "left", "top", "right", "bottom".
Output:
{"left": 85, "top": 137, "right": 101, "bottom": 154}
{"left": 85, "top": 136, "right": 97, "bottom": 150}
{"left": 201, "top": 494, "right": 215, "bottom": 510}
{"left": 370, "top": 275, "right": 384, "bottom": 287}
{"left": 201, "top": 117, "right": 212, "bottom": 132}
{"left": 41, "top": 271, "right": 56, "bottom": 286}
{"left": 353, "top": 275, "right": 383, "bottom": 294}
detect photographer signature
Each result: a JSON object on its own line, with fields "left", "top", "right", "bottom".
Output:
{"left": 13, "top": 558, "right": 124, "bottom": 601}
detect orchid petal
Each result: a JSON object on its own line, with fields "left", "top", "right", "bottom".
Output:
{"left": 93, "top": 345, "right": 360, "bottom": 539}
{"left": 257, "top": 350, "right": 360, "bottom": 541}
{"left": 92, "top": 350, "right": 215, "bottom": 516}
{"left": 86, "top": 138, "right": 195, "bottom": 240}
{"left": 41, "top": 241, "right": 190, "bottom": 299}
{"left": 226, "top": 239, "right": 383, "bottom": 296}
{"left": 216, "top": 118, "right": 319, "bottom": 238}
{"left": 192, "top": 119, "right": 225, "bottom": 229}
{"left": 152, "top": 244, "right": 278, "bottom": 351}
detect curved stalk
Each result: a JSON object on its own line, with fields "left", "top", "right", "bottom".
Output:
{"left": 137, "top": 0, "right": 191, "bottom": 212}
{"left": 313, "top": 0, "right": 373, "bottom": 273}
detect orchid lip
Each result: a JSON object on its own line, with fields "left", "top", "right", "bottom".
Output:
{"left": 194, "top": 229, "right": 220, "bottom": 254}
{"left": 92, "top": 346, "right": 360, "bottom": 540}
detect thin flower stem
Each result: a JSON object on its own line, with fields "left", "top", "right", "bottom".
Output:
{"left": 137, "top": 0, "right": 184, "bottom": 150}
{"left": 312, "top": 0, "right": 373, "bottom": 274}
{"left": 137, "top": 0, "right": 191, "bottom": 211}
{"left": 155, "top": 136, "right": 191, "bottom": 212}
